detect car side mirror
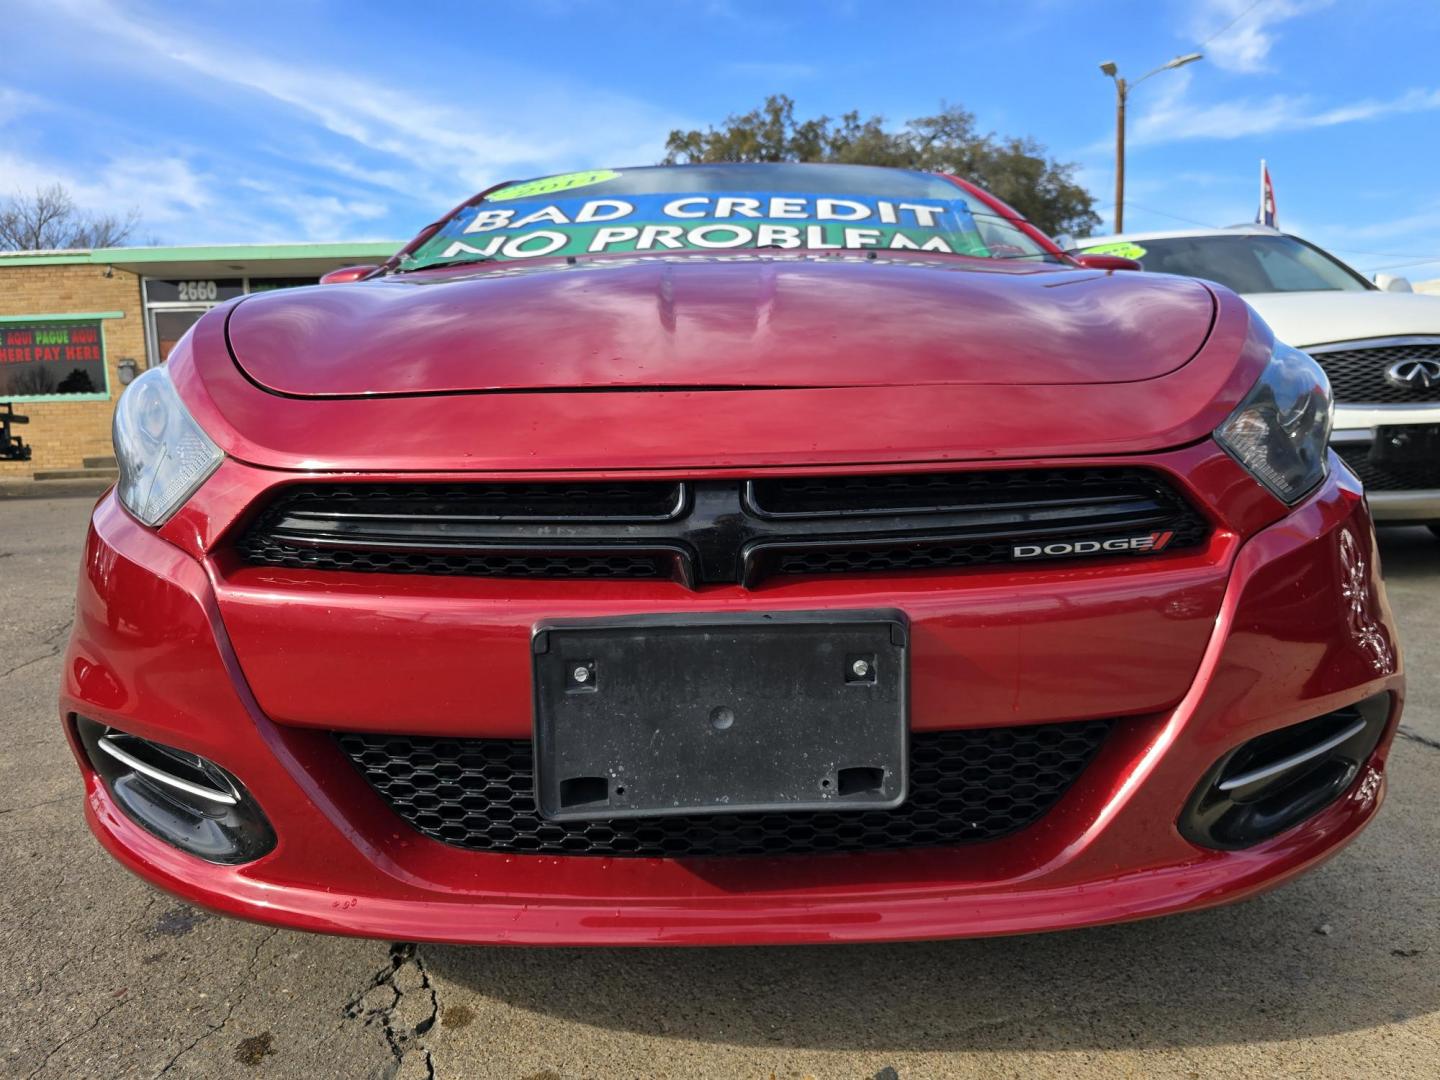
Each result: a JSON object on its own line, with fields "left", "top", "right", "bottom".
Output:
{"left": 1374, "top": 274, "right": 1413, "bottom": 293}
{"left": 320, "top": 264, "right": 380, "bottom": 285}
{"left": 1073, "top": 253, "right": 1143, "bottom": 272}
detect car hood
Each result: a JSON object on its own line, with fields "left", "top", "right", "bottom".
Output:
{"left": 225, "top": 255, "right": 1217, "bottom": 397}
{"left": 1241, "top": 289, "right": 1440, "bottom": 349}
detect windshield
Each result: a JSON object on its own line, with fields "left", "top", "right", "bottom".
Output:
{"left": 1085, "top": 234, "right": 1370, "bottom": 294}
{"left": 399, "top": 163, "right": 1056, "bottom": 271}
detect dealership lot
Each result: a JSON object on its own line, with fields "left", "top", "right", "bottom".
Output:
{"left": 2, "top": 495, "right": 1436, "bottom": 1080}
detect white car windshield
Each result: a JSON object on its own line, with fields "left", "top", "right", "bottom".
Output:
{"left": 1103, "top": 234, "right": 1371, "bottom": 294}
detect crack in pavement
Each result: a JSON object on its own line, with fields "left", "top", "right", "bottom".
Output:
{"left": 0, "top": 795, "right": 71, "bottom": 816}
{"left": 1397, "top": 725, "right": 1440, "bottom": 752}
{"left": 25, "top": 994, "right": 134, "bottom": 1079}
{"left": 0, "top": 619, "right": 73, "bottom": 683}
{"left": 411, "top": 949, "right": 440, "bottom": 1080}
{"left": 150, "top": 926, "right": 279, "bottom": 1078}
{"left": 343, "top": 942, "right": 439, "bottom": 1079}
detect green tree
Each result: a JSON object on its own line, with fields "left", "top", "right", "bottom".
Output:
{"left": 662, "top": 95, "right": 1099, "bottom": 238}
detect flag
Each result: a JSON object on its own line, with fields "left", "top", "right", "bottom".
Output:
{"left": 1256, "top": 160, "right": 1277, "bottom": 228}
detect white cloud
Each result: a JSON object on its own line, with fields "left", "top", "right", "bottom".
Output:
{"left": 1188, "top": 0, "right": 1333, "bottom": 74}
{"left": 0, "top": 139, "right": 394, "bottom": 245}
{"left": 237, "top": 178, "right": 390, "bottom": 242}
{"left": 0, "top": 86, "right": 47, "bottom": 126}
{"left": 36, "top": 0, "right": 682, "bottom": 191}
{"left": 6, "top": 0, "right": 694, "bottom": 242}
{"left": 1129, "top": 70, "right": 1440, "bottom": 145}
{"left": 1314, "top": 204, "right": 1440, "bottom": 243}
{"left": 59, "top": 3, "right": 558, "bottom": 183}
{"left": 0, "top": 83, "right": 213, "bottom": 231}
{"left": 1298, "top": 208, "right": 1440, "bottom": 282}
{"left": 0, "top": 148, "right": 211, "bottom": 226}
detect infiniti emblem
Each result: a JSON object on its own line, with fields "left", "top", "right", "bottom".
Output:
{"left": 1385, "top": 358, "right": 1440, "bottom": 390}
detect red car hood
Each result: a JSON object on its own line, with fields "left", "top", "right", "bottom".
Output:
{"left": 226, "top": 255, "right": 1217, "bottom": 396}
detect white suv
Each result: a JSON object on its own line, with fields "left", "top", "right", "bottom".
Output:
{"left": 1077, "top": 225, "right": 1440, "bottom": 534}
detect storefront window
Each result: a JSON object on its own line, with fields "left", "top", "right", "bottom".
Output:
{"left": 0, "top": 319, "right": 108, "bottom": 400}
{"left": 150, "top": 310, "right": 206, "bottom": 364}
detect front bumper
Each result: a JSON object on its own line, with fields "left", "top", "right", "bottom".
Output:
{"left": 1333, "top": 404, "right": 1440, "bottom": 520}
{"left": 1354, "top": 489, "right": 1440, "bottom": 522}
{"left": 62, "top": 464, "right": 1403, "bottom": 946}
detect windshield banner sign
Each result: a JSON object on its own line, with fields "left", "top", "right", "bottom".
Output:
{"left": 407, "top": 192, "right": 989, "bottom": 267}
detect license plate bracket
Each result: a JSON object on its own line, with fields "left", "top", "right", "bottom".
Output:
{"left": 532, "top": 611, "right": 908, "bottom": 821}
{"left": 1371, "top": 424, "right": 1440, "bottom": 466}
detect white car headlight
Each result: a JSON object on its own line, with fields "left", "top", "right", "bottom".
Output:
{"left": 1215, "top": 341, "right": 1333, "bottom": 504}
{"left": 113, "top": 366, "right": 223, "bottom": 526}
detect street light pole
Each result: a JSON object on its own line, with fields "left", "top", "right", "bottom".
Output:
{"left": 1114, "top": 75, "right": 1127, "bottom": 233}
{"left": 1099, "top": 53, "right": 1203, "bottom": 235}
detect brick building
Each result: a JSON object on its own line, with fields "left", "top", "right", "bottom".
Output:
{"left": 0, "top": 243, "right": 396, "bottom": 479}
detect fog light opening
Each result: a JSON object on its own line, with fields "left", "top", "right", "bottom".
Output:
{"left": 1179, "top": 693, "right": 1391, "bottom": 850}
{"left": 74, "top": 716, "right": 276, "bottom": 864}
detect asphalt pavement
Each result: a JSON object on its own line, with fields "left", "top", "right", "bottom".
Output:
{"left": 1, "top": 495, "right": 1436, "bottom": 1079}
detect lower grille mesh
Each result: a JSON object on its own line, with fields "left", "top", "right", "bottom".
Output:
{"left": 233, "top": 539, "right": 671, "bottom": 580}
{"left": 775, "top": 540, "right": 1019, "bottom": 576}
{"left": 337, "top": 720, "right": 1112, "bottom": 858}
{"left": 1335, "top": 444, "right": 1440, "bottom": 492}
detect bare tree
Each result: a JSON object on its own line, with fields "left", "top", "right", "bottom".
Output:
{"left": 0, "top": 184, "right": 142, "bottom": 251}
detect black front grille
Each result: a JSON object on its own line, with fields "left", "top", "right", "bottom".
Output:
{"left": 337, "top": 720, "right": 1112, "bottom": 858}
{"left": 1335, "top": 443, "right": 1440, "bottom": 491}
{"left": 751, "top": 468, "right": 1165, "bottom": 517}
{"left": 235, "top": 481, "right": 684, "bottom": 581}
{"left": 238, "top": 468, "right": 1210, "bottom": 588}
{"left": 1310, "top": 341, "right": 1440, "bottom": 404}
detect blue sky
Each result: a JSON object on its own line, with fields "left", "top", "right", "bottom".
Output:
{"left": 6, "top": 0, "right": 1440, "bottom": 282}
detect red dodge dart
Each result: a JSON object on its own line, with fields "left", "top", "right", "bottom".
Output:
{"left": 63, "top": 163, "right": 1404, "bottom": 945}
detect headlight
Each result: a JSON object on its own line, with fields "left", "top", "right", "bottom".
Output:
{"left": 1215, "top": 341, "right": 1333, "bottom": 504}
{"left": 113, "top": 366, "right": 223, "bottom": 526}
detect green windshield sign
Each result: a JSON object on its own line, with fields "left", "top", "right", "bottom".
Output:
{"left": 488, "top": 170, "right": 620, "bottom": 201}
{"left": 1079, "top": 241, "right": 1147, "bottom": 260}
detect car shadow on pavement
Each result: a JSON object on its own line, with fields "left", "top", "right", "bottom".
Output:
{"left": 1375, "top": 525, "right": 1438, "bottom": 581}
{"left": 423, "top": 775, "right": 1437, "bottom": 1053}
{"left": 420, "top": 524, "right": 1438, "bottom": 1053}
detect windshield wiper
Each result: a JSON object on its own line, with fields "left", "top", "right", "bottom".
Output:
{"left": 393, "top": 255, "right": 493, "bottom": 274}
